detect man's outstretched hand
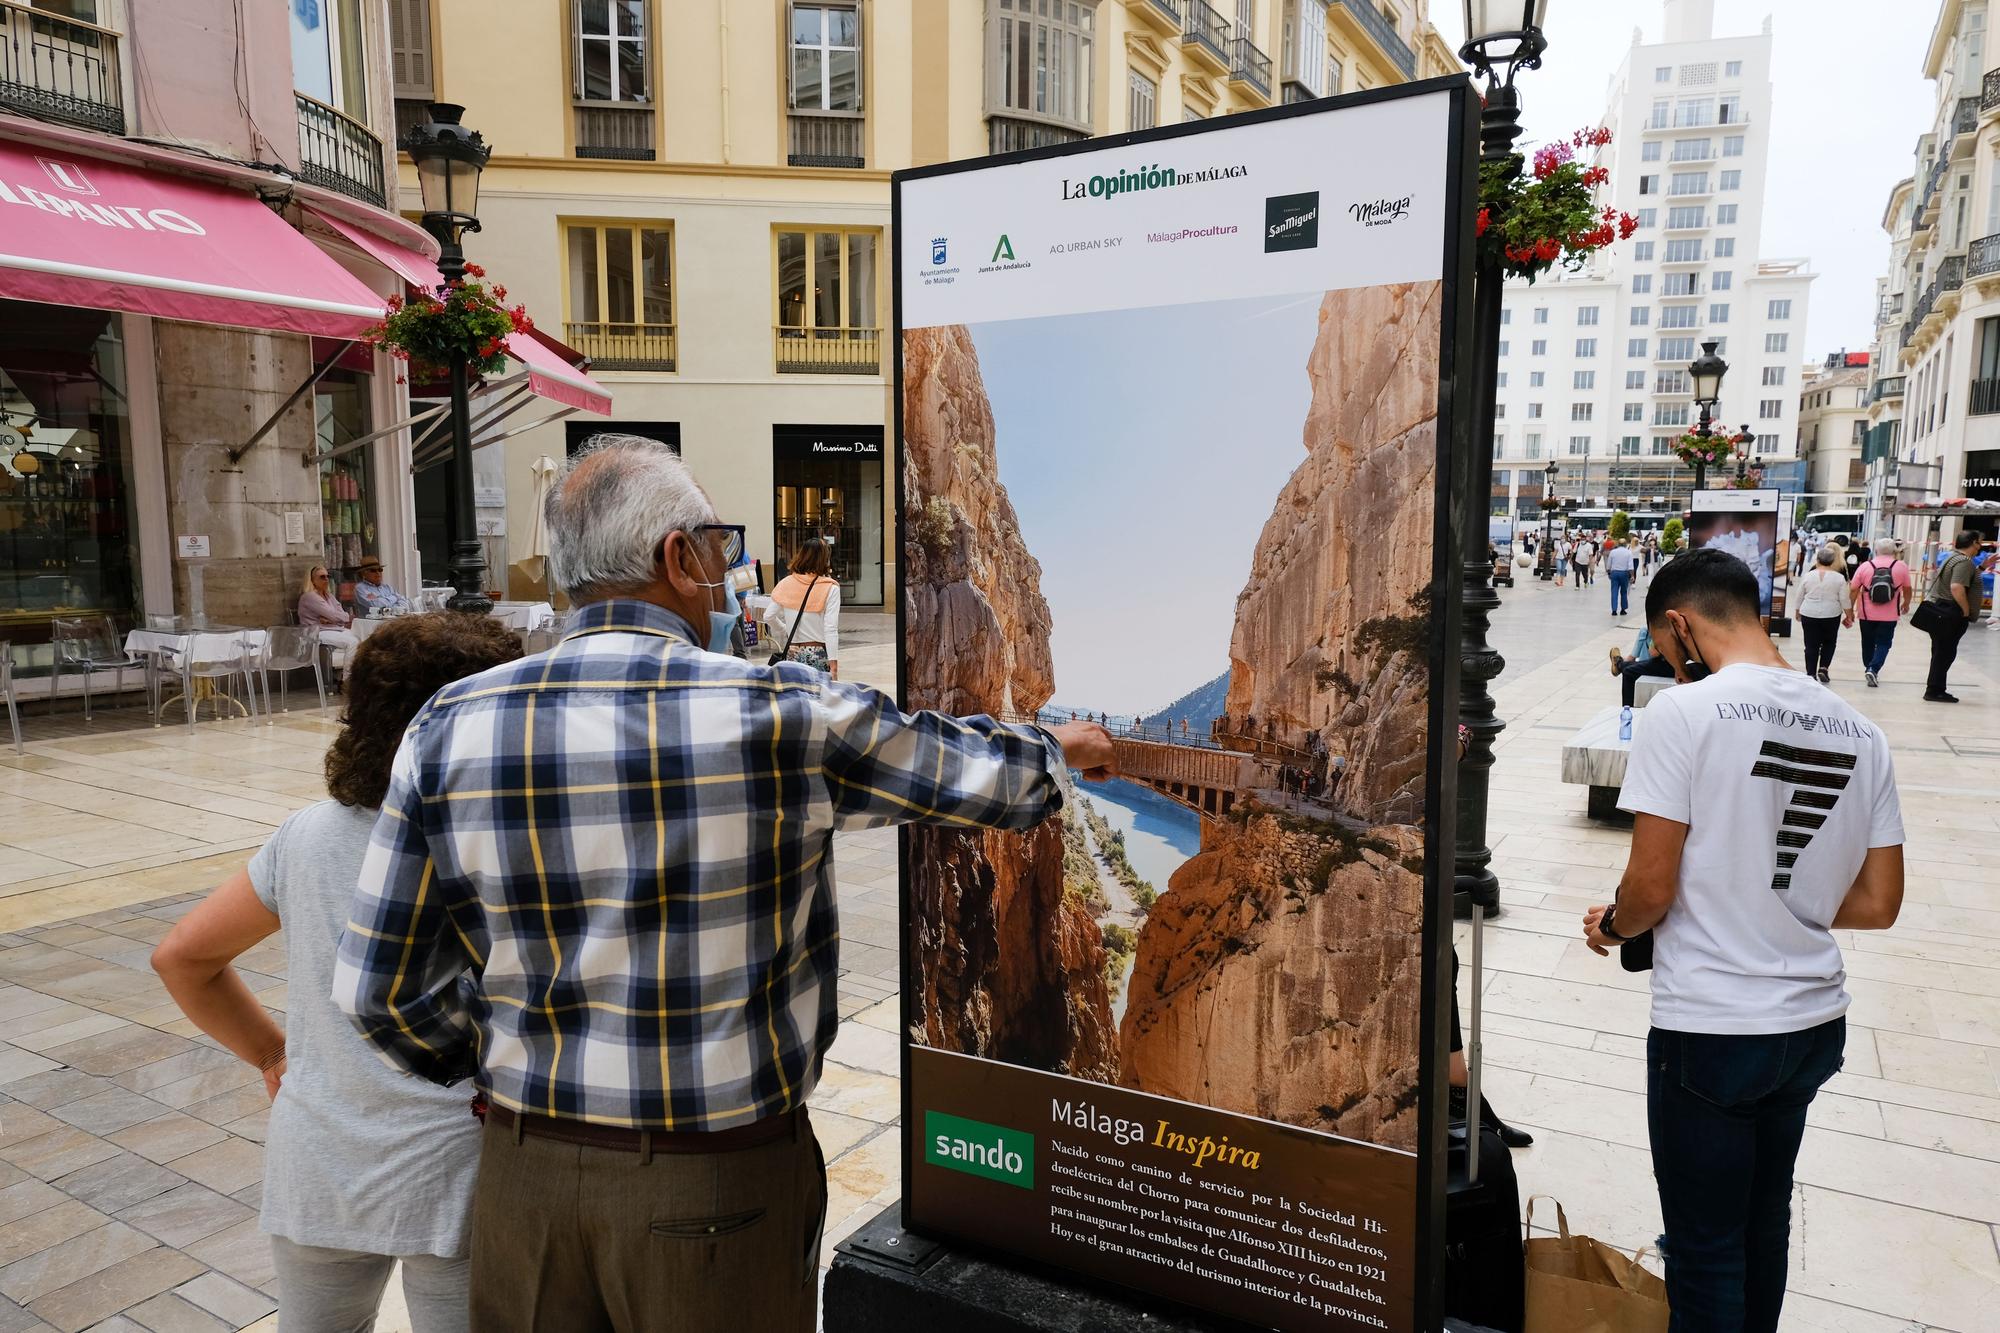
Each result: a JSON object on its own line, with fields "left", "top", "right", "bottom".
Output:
{"left": 1049, "top": 722, "right": 1118, "bottom": 781}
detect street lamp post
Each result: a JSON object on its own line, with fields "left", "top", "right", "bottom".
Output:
{"left": 1455, "top": 2, "right": 1548, "bottom": 923}
{"left": 405, "top": 104, "right": 494, "bottom": 615}
{"left": 1687, "top": 338, "right": 1728, "bottom": 494}
{"left": 1538, "top": 458, "right": 1560, "bottom": 578}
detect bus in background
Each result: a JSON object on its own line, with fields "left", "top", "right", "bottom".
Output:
{"left": 1570, "top": 508, "right": 1671, "bottom": 535}
{"left": 1802, "top": 508, "right": 1866, "bottom": 543}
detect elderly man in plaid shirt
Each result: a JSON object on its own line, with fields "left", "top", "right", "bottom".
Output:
{"left": 333, "top": 435, "right": 1114, "bottom": 1332}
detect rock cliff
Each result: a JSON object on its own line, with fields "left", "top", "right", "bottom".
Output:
{"left": 903, "top": 326, "right": 1119, "bottom": 1082}
{"left": 1119, "top": 282, "right": 1442, "bottom": 1151}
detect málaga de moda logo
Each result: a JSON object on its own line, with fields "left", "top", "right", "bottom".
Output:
{"left": 1348, "top": 196, "right": 1412, "bottom": 228}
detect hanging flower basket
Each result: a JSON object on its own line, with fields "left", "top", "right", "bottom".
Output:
{"left": 364, "top": 263, "right": 533, "bottom": 379}
{"left": 1537, "top": 495, "right": 1563, "bottom": 511}
{"left": 1672, "top": 428, "right": 1753, "bottom": 472}
{"left": 1479, "top": 127, "right": 1638, "bottom": 284}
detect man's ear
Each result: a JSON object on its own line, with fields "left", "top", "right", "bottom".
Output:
{"left": 658, "top": 531, "right": 701, "bottom": 598}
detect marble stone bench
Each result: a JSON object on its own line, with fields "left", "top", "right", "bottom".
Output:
{"left": 1561, "top": 703, "right": 1650, "bottom": 821}
{"left": 1634, "top": 674, "right": 1675, "bottom": 708}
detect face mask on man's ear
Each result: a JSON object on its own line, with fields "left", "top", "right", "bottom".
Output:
{"left": 683, "top": 542, "right": 744, "bottom": 656}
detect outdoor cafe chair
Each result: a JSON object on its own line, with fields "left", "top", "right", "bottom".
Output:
{"left": 156, "top": 630, "right": 261, "bottom": 733}
{"left": 1, "top": 641, "right": 21, "bottom": 756}
{"left": 259, "top": 626, "right": 326, "bottom": 716}
{"left": 48, "top": 614, "right": 144, "bottom": 721}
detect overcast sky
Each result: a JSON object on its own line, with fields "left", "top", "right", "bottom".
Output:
{"left": 1431, "top": 1, "right": 1934, "bottom": 359}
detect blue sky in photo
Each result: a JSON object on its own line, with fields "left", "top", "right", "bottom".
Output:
{"left": 969, "top": 290, "right": 1323, "bottom": 714}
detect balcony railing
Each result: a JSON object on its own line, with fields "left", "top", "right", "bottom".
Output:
{"left": 1987, "top": 67, "right": 2000, "bottom": 112}
{"left": 294, "top": 93, "right": 386, "bottom": 208}
{"left": 1180, "top": 0, "right": 1230, "bottom": 67}
{"left": 393, "top": 97, "right": 432, "bottom": 148}
{"left": 1229, "top": 35, "right": 1272, "bottom": 98}
{"left": 774, "top": 325, "right": 881, "bottom": 376}
{"left": 986, "top": 115, "right": 1090, "bottom": 156}
{"left": 1135, "top": 0, "right": 1183, "bottom": 29}
{"left": 1331, "top": 0, "right": 1415, "bottom": 79}
{"left": 1971, "top": 232, "right": 2000, "bottom": 278}
{"left": 1871, "top": 376, "right": 1906, "bottom": 404}
{"left": 0, "top": 0, "right": 122, "bottom": 134}
{"left": 564, "top": 322, "right": 676, "bottom": 373}
{"left": 1939, "top": 252, "right": 1967, "bottom": 292}
{"left": 1956, "top": 94, "right": 1980, "bottom": 135}
{"left": 1971, "top": 377, "right": 2000, "bottom": 417}
{"left": 575, "top": 102, "right": 654, "bottom": 160}
{"left": 787, "top": 112, "right": 863, "bottom": 168}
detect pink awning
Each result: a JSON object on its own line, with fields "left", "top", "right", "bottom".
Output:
{"left": 0, "top": 140, "right": 384, "bottom": 337}
{"left": 503, "top": 327, "right": 612, "bottom": 416}
{"left": 307, "top": 207, "right": 610, "bottom": 417}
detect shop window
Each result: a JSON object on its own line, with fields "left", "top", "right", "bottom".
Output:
{"left": 315, "top": 368, "right": 377, "bottom": 605}
{"left": 564, "top": 222, "right": 676, "bottom": 371}
{"left": 0, "top": 301, "right": 141, "bottom": 662}
{"left": 773, "top": 425, "right": 884, "bottom": 604}
{"left": 774, "top": 227, "right": 880, "bottom": 374}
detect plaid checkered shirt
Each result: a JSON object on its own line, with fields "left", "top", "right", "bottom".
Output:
{"left": 333, "top": 599, "right": 1064, "bottom": 1130}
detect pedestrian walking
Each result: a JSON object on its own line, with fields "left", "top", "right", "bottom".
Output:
{"left": 1848, "top": 538, "right": 1912, "bottom": 688}
{"left": 333, "top": 436, "right": 1116, "bottom": 1333}
{"left": 1572, "top": 534, "right": 1596, "bottom": 589}
{"left": 1917, "top": 529, "right": 1987, "bottom": 703}
{"left": 1585, "top": 549, "right": 1905, "bottom": 1331}
{"left": 1794, "top": 547, "right": 1850, "bottom": 683}
{"left": 1605, "top": 537, "right": 1637, "bottom": 616}
{"left": 153, "top": 615, "right": 527, "bottom": 1333}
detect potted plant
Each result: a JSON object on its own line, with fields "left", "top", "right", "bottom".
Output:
{"left": 364, "top": 263, "right": 533, "bottom": 380}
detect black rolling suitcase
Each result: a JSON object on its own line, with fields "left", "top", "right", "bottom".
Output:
{"left": 1443, "top": 894, "right": 1524, "bottom": 1332}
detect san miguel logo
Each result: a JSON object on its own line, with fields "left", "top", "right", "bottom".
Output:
{"left": 1264, "top": 191, "right": 1320, "bottom": 253}
{"left": 1348, "top": 196, "right": 1412, "bottom": 229}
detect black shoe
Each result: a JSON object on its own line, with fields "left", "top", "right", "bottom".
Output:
{"left": 1481, "top": 1094, "right": 1535, "bottom": 1147}
{"left": 1923, "top": 692, "right": 1960, "bottom": 703}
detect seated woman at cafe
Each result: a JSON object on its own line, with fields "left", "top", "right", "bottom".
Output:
{"left": 297, "top": 565, "right": 358, "bottom": 652}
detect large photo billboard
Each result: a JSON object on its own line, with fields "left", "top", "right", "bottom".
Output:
{"left": 1690, "top": 489, "right": 1783, "bottom": 618}
{"left": 894, "top": 81, "right": 1473, "bottom": 1332}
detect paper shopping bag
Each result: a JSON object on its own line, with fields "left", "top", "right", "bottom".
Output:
{"left": 1522, "top": 1197, "right": 1669, "bottom": 1333}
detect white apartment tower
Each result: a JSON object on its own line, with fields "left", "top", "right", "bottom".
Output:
{"left": 1490, "top": 0, "right": 1814, "bottom": 519}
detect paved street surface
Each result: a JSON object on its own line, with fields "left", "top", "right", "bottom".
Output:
{"left": 0, "top": 595, "right": 1992, "bottom": 1329}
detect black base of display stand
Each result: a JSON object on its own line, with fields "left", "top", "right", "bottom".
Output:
{"left": 824, "top": 1205, "right": 1504, "bottom": 1333}
{"left": 823, "top": 1205, "right": 1227, "bottom": 1332}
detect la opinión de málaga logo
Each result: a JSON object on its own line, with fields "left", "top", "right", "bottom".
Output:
{"left": 1059, "top": 160, "right": 1249, "bottom": 202}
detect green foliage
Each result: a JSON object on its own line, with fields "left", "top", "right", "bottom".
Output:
{"left": 914, "top": 497, "right": 954, "bottom": 563}
{"left": 366, "top": 269, "right": 528, "bottom": 378}
{"left": 1660, "top": 517, "right": 1684, "bottom": 554}
{"left": 1608, "top": 510, "right": 1632, "bottom": 542}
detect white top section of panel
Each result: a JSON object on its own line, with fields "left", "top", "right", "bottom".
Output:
{"left": 900, "top": 90, "right": 1457, "bottom": 330}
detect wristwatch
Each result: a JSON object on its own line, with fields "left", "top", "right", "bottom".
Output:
{"left": 1598, "top": 904, "right": 1633, "bottom": 943}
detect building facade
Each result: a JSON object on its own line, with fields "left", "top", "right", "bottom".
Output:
{"left": 1871, "top": 0, "right": 2000, "bottom": 549}
{"left": 1798, "top": 352, "right": 1872, "bottom": 499}
{"left": 1489, "top": 0, "right": 1813, "bottom": 522}
{"left": 402, "top": 0, "right": 1455, "bottom": 605}
{"left": 1, "top": 0, "right": 425, "bottom": 686}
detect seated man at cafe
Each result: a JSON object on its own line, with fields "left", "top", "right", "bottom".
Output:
{"left": 352, "top": 556, "right": 413, "bottom": 616}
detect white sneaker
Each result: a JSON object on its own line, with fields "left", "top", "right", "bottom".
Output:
{"left": 1865, "top": 670, "right": 1878, "bottom": 688}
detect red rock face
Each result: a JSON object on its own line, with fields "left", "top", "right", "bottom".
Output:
{"left": 903, "top": 325, "right": 1119, "bottom": 1082}
{"left": 1119, "top": 282, "right": 1443, "bottom": 1151}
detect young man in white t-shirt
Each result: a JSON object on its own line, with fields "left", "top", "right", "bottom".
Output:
{"left": 1581, "top": 548, "right": 1906, "bottom": 1332}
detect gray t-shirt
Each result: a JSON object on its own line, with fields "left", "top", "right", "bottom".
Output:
{"left": 249, "top": 801, "right": 480, "bottom": 1257}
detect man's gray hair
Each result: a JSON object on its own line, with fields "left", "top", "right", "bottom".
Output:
{"left": 1873, "top": 537, "right": 1899, "bottom": 560}
{"left": 545, "top": 434, "right": 716, "bottom": 603}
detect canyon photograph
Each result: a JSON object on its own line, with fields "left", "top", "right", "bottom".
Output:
{"left": 903, "top": 281, "right": 1443, "bottom": 1153}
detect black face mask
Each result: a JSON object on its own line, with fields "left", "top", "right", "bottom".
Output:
{"left": 1673, "top": 615, "right": 1712, "bottom": 681}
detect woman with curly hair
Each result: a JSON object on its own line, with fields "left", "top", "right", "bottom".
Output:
{"left": 153, "top": 614, "right": 521, "bottom": 1333}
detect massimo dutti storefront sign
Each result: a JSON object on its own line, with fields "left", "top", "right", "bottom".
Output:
{"left": 891, "top": 81, "right": 1477, "bottom": 1332}
{"left": 771, "top": 424, "right": 883, "bottom": 461}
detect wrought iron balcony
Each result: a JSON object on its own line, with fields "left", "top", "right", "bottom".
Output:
{"left": 986, "top": 115, "right": 1089, "bottom": 156}
{"left": 773, "top": 325, "right": 880, "bottom": 376}
{"left": 1956, "top": 94, "right": 1980, "bottom": 135}
{"left": 1987, "top": 67, "right": 2000, "bottom": 112}
{"left": 787, "top": 112, "right": 863, "bottom": 168}
{"left": 1970, "top": 232, "right": 2000, "bottom": 278}
{"left": 1229, "top": 35, "right": 1272, "bottom": 99}
{"left": 1179, "top": 0, "right": 1230, "bottom": 69}
{"left": 1127, "top": 0, "right": 1184, "bottom": 32}
{"left": 1972, "top": 376, "right": 2000, "bottom": 417}
{"left": 1870, "top": 376, "right": 1905, "bottom": 404}
{"left": 1939, "top": 253, "right": 1966, "bottom": 292}
{"left": 0, "top": 0, "right": 122, "bottom": 135}
{"left": 294, "top": 93, "right": 386, "bottom": 209}
{"left": 564, "top": 322, "right": 676, "bottom": 373}
{"left": 1331, "top": 0, "right": 1415, "bottom": 79}
{"left": 575, "top": 102, "right": 654, "bottom": 160}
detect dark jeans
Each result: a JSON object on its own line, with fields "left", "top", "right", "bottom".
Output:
{"left": 1619, "top": 654, "right": 1675, "bottom": 707}
{"left": 1798, "top": 613, "right": 1840, "bottom": 677}
{"left": 1609, "top": 568, "right": 1631, "bottom": 614}
{"left": 1648, "top": 1017, "right": 1845, "bottom": 1333}
{"left": 1855, "top": 618, "right": 1895, "bottom": 675}
{"left": 1924, "top": 611, "right": 1970, "bottom": 696}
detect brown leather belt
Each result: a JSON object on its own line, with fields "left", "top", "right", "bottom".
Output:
{"left": 485, "top": 1103, "right": 801, "bottom": 1156}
